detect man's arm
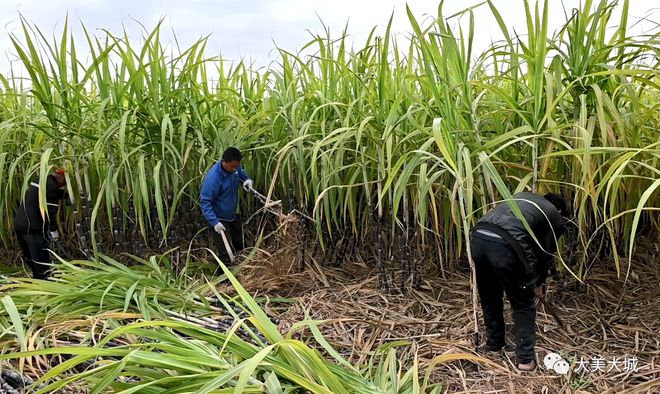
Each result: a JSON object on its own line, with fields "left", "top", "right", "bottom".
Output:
{"left": 200, "top": 173, "right": 220, "bottom": 226}
{"left": 237, "top": 165, "right": 250, "bottom": 182}
{"left": 535, "top": 255, "right": 553, "bottom": 287}
{"left": 510, "top": 230, "right": 541, "bottom": 287}
{"left": 536, "top": 204, "right": 565, "bottom": 286}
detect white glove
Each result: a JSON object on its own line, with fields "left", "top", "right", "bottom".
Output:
{"left": 214, "top": 222, "right": 226, "bottom": 234}
{"left": 49, "top": 230, "right": 60, "bottom": 242}
{"left": 242, "top": 179, "right": 253, "bottom": 192}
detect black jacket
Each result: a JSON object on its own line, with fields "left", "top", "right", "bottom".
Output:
{"left": 14, "top": 175, "right": 65, "bottom": 234}
{"left": 473, "top": 192, "right": 565, "bottom": 287}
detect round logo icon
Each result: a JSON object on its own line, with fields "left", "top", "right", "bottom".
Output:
{"left": 543, "top": 352, "right": 570, "bottom": 375}
{"left": 544, "top": 352, "right": 562, "bottom": 370}
{"left": 553, "top": 359, "right": 570, "bottom": 375}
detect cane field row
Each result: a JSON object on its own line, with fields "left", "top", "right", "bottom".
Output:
{"left": 0, "top": 0, "right": 658, "bottom": 273}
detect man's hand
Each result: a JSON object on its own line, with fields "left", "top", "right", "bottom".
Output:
{"left": 242, "top": 179, "right": 253, "bottom": 192}
{"left": 534, "top": 283, "right": 547, "bottom": 298}
{"left": 49, "top": 230, "right": 60, "bottom": 242}
{"left": 213, "top": 222, "right": 226, "bottom": 234}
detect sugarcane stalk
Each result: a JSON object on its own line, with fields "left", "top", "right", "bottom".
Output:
{"left": 76, "top": 192, "right": 92, "bottom": 259}
{"left": 457, "top": 181, "right": 480, "bottom": 350}
{"left": 376, "top": 180, "right": 388, "bottom": 292}
{"left": 412, "top": 217, "right": 422, "bottom": 289}
{"left": 299, "top": 213, "right": 307, "bottom": 271}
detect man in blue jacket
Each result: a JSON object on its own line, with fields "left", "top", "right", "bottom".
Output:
{"left": 200, "top": 147, "right": 253, "bottom": 267}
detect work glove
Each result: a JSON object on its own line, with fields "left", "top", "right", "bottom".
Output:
{"left": 49, "top": 230, "right": 60, "bottom": 242}
{"left": 213, "top": 222, "right": 226, "bottom": 234}
{"left": 242, "top": 179, "right": 253, "bottom": 192}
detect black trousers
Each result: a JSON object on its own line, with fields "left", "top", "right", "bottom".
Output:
{"left": 470, "top": 233, "right": 536, "bottom": 364}
{"left": 15, "top": 230, "right": 52, "bottom": 279}
{"left": 210, "top": 218, "right": 244, "bottom": 268}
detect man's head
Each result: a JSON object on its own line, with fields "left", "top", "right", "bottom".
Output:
{"left": 53, "top": 168, "right": 67, "bottom": 188}
{"left": 221, "top": 147, "right": 242, "bottom": 173}
{"left": 544, "top": 193, "right": 567, "bottom": 216}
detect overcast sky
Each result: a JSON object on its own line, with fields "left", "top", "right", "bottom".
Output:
{"left": 0, "top": 0, "right": 656, "bottom": 74}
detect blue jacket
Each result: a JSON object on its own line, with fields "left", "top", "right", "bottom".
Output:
{"left": 200, "top": 161, "right": 250, "bottom": 225}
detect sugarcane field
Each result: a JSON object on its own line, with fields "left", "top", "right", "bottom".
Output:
{"left": 0, "top": 0, "right": 658, "bottom": 392}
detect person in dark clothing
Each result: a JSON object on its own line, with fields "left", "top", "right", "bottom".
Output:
{"left": 13, "top": 168, "right": 67, "bottom": 279}
{"left": 200, "top": 147, "right": 253, "bottom": 268}
{"left": 470, "top": 192, "right": 567, "bottom": 371}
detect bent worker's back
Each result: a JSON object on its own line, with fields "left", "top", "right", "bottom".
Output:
{"left": 475, "top": 192, "right": 564, "bottom": 286}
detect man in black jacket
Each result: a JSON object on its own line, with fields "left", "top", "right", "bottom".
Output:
{"left": 14, "top": 168, "right": 67, "bottom": 279}
{"left": 470, "top": 192, "right": 567, "bottom": 371}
